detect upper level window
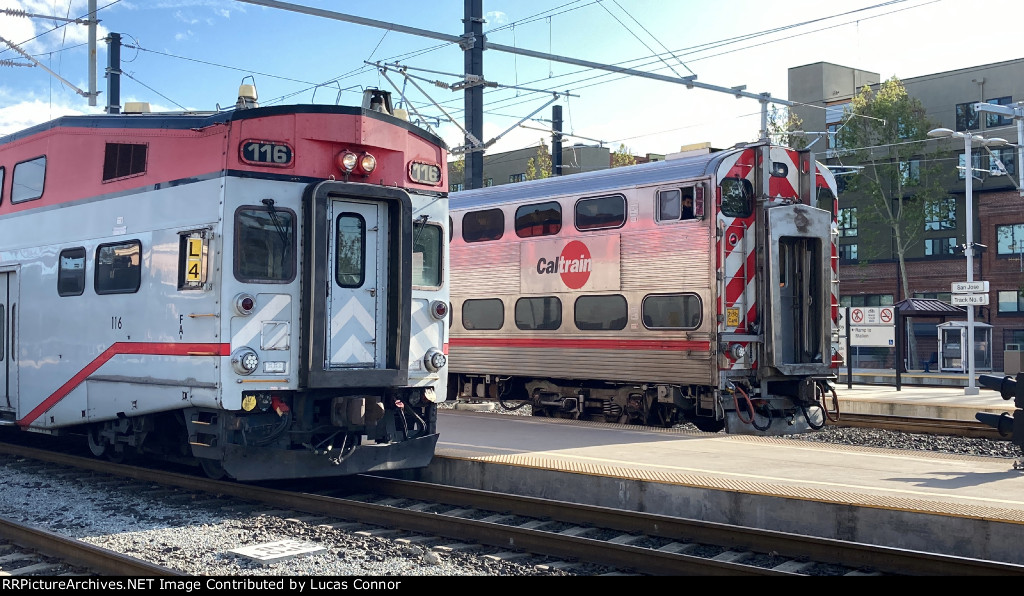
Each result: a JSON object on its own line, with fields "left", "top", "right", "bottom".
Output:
{"left": 899, "top": 160, "right": 920, "bottom": 185}
{"left": 958, "top": 150, "right": 983, "bottom": 180}
{"left": 462, "top": 208, "right": 504, "bottom": 243}
{"left": 956, "top": 102, "right": 980, "bottom": 131}
{"left": 838, "top": 208, "right": 857, "bottom": 237}
{"left": 12, "top": 156, "right": 45, "bottom": 203}
{"left": 840, "top": 294, "right": 893, "bottom": 307}
{"left": 0, "top": 166, "right": 5, "bottom": 204}
{"left": 413, "top": 223, "right": 443, "bottom": 288}
{"left": 990, "top": 147, "right": 1017, "bottom": 177}
{"left": 103, "top": 142, "right": 148, "bottom": 181}
{"left": 95, "top": 240, "right": 141, "bottom": 295}
{"left": 838, "top": 243, "right": 858, "bottom": 262}
{"left": 449, "top": 183, "right": 464, "bottom": 193}
{"left": 924, "top": 197, "right": 956, "bottom": 231}
{"left": 484, "top": 178, "right": 494, "bottom": 187}
{"left": 924, "top": 237, "right": 957, "bottom": 256}
{"left": 576, "top": 194, "right": 626, "bottom": 230}
{"left": 515, "top": 201, "right": 561, "bottom": 238}
{"left": 58, "top": 247, "right": 86, "bottom": 296}
{"left": 985, "top": 96, "right": 1013, "bottom": 128}
{"left": 509, "top": 173, "right": 526, "bottom": 183}
{"left": 234, "top": 205, "right": 296, "bottom": 283}
{"left": 825, "top": 102, "right": 849, "bottom": 151}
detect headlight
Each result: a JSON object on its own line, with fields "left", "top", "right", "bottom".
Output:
{"left": 423, "top": 348, "right": 446, "bottom": 372}
{"left": 729, "top": 343, "right": 747, "bottom": 360}
{"left": 231, "top": 347, "right": 259, "bottom": 375}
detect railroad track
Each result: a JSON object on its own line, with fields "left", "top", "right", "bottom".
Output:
{"left": 0, "top": 440, "right": 1020, "bottom": 576}
{"left": 0, "top": 516, "right": 183, "bottom": 576}
{"left": 825, "top": 412, "right": 1008, "bottom": 439}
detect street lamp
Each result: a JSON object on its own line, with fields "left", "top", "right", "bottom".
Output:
{"left": 927, "top": 127, "right": 1008, "bottom": 395}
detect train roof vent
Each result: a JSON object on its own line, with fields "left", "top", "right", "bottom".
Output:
{"left": 236, "top": 84, "right": 259, "bottom": 110}
{"left": 123, "top": 102, "right": 151, "bottom": 114}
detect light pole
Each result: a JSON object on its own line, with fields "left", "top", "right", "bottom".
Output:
{"left": 927, "top": 127, "right": 1007, "bottom": 395}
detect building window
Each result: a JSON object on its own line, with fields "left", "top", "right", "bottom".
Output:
{"left": 996, "top": 224, "right": 1024, "bottom": 256}
{"left": 840, "top": 294, "right": 893, "bottom": 307}
{"left": 956, "top": 102, "right": 980, "bottom": 131}
{"left": 985, "top": 96, "right": 1013, "bottom": 128}
{"left": 959, "top": 150, "right": 983, "bottom": 180}
{"left": 515, "top": 297, "right": 562, "bottom": 330}
{"left": 825, "top": 101, "right": 849, "bottom": 151}
{"left": 484, "top": 178, "right": 493, "bottom": 187}
{"left": 924, "top": 237, "right": 957, "bottom": 256}
{"left": 509, "top": 173, "right": 526, "bottom": 183}
{"left": 899, "top": 160, "right": 920, "bottom": 184}
{"left": 461, "top": 208, "right": 504, "bottom": 243}
{"left": 12, "top": 156, "right": 45, "bottom": 203}
{"left": 574, "top": 295, "right": 627, "bottom": 331}
{"left": 914, "top": 291, "right": 952, "bottom": 303}
{"left": 838, "top": 208, "right": 857, "bottom": 237}
{"left": 449, "top": 183, "right": 464, "bottom": 192}
{"left": 989, "top": 147, "right": 1016, "bottom": 177}
{"left": 515, "top": 201, "right": 562, "bottom": 238}
{"left": 998, "top": 291, "right": 1024, "bottom": 314}
{"left": 58, "top": 247, "right": 87, "bottom": 297}
{"left": 838, "top": 243, "right": 858, "bottom": 262}
{"left": 1004, "top": 329, "right": 1024, "bottom": 348}
{"left": 576, "top": 194, "right": 626, "bottom": 230}
{"left": 462, "top": 298, "right": 504, "bottom": 330}
{"left": 95, "top": 240, "right": 142, "bottom": 295}
{"left": 103, "top": 142, "right": 147, "bottom": 181}
{"left": 642, "top": 293, "right": 702, "bottom": 329}
{"left": 924, "top": 197, "right": 956, "bottom": 231}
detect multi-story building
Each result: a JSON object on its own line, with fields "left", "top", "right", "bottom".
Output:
{"left": 790, "top": 59, "right": 1024, "bottom": 371}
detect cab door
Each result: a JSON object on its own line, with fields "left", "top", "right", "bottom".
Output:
{"left": 326, "top": 199, "right": 387, "bottom": 368}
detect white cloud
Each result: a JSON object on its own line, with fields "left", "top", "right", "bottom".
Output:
{"left": 484, "top": 11, "right": 507, "bottom": 26}
{"left": 0, "top": 96, "right": 99, "bottom": 136}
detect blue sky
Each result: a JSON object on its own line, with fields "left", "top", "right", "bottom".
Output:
{"left": 2, "top": 0, "right": 1022, "bottom": 157}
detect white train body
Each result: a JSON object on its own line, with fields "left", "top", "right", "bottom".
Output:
{"left": 448, "top": 142, "right": 839, "bottom": 435}
{"left": 0, "top": 93, "right": 450, "bottom": 480}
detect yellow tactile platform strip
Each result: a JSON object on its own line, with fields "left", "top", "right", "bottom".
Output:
{"left": 436, "top": 414, "right": 1024, "bottom": 524}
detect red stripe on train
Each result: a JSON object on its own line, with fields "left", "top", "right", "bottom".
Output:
{"left": 449, "top": 338, "right": 711, "bottom": 351}
{"left": 19, "top": 342, "right": 231, "bottom": 427}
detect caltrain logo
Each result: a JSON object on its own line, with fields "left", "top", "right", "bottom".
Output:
{"left": 537, "top": 240, "right": 592, "bottom": 289}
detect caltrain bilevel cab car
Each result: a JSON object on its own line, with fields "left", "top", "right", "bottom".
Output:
{"left": 448, "top": 141, "right": 840, "bottom": 435}
{"left": 0, "top": 87, "right": 450, "bottom": 480}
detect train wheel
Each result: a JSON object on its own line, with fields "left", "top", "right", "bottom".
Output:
{"left": 199, "top": 458, "right": 227, "bottom": 480}
{"left": 106, "top": 446, "right": 127, "bottom": 464}
{"left": 86, "top": 426, "right": 107, "bottom": 457}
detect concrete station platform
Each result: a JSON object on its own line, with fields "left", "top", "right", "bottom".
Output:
{"left": 402, "top": 397, "right": 1024, "bottom": 566}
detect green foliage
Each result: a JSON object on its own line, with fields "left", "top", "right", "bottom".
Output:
{"left": 611, "top": 143, "right": 636, "bottom": 168}
{"left": 526, "top": 140, "right": 552, "bottom": 180}
{"left": 833, "top": 76, "right": 945, "bottom": 299}
{"left": 766, "top": 105, "right": 806, "bottom": 149}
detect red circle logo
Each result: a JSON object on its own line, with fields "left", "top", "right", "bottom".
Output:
{"left": 559, "top": 241, "right": 592, "bottom": 290}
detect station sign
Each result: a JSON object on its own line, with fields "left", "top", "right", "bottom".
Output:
{"left": 849, "top": 325, "right": 895, "bottom": 347}
{"left": 952, "top": 281, "right": 989, "bottom": 293}
{"left": 950, "top": 293, "right": 989, "bottom": 305}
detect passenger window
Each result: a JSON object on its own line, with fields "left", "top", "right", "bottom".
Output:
{"left": 462, "top": 208, "right": 504, "bottom": 243}
{"left": 656, "top": 187, "right": 696, "bottom": 222}
{"left": 336, "top": 213, "right": 366, "bottom": 288}
{"left": 574, "top": 295, "right": 627, "bottom": 331}
{"left": 576, "top": 195, "right": 625, "bottom": 230}
{"left": 12, "top": 156, "right": 45, "bottom": 203}
{"left": 642, "top": 293, "right": 702, "bottom": 329}
{"left": 462, "top": 299, "right": 504, "bottom": 330}
{"left": 234, "top": 205, "right": 296, "bottom": 283}
{"left": 58, "top": 247, "right": 87, "bottom": 297}
{"left": 720, "top": 177, "right": 754, "bottom": 218}
{"left": 0, "top": 166, "right": 5, "bottom": 205}
{"left": 515, "top": 201, "right": 561, "bottom": 238}
{"left": 515, "top": 297, "right": 561, "bottom": 330}
{"left": 95, "top": 240, "right": 142, "bottom": 295}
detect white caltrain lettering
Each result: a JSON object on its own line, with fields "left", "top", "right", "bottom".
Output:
{"left": 536, "top": 255, "right": 592, "bottom": 275}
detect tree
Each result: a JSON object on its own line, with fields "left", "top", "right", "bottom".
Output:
{"left": 766, "top": 105, "right": 808, "bottom": 149}
{"left": 447, "top": 154, "right": 465, "bottom": 189}
{"left": 611, "top": 144, "right": 636, "bottom": 168}
{"left": 834, "top": 77, "right": 945, "bottom": 302}
{"left": 526, "top": 141, "right": 552, "bottom": 181}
